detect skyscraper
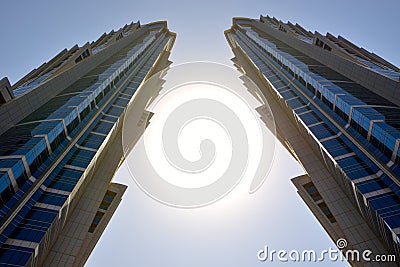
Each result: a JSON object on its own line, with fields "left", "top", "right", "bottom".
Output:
{"left": 225, "top": 16, "right": 400, "bottom": 265}
{"left": 0, "top": 20, "right": 175, "bottom": 266}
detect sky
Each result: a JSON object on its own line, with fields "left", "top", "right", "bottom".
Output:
{"left": 1, "top": 0, "right": 399, "bottom": 266}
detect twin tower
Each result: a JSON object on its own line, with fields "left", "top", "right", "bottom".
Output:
{"left": 0, "top": 17, "right": 399, "bottom": 266}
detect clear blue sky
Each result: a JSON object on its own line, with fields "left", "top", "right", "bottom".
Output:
{"left": 1, "top": 1, "right": 399, "bottom": 266}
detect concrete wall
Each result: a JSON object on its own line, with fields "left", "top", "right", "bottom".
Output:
{"left": 40, "top": 40, "right": 174, "bottom": 267}
{"left": 0, "top": 25, "right": 150, "bottom": 136}
{"left": 252, "top": 20, "right": 400, "bottom": 107}
{"left": 229, "top": 44, "right": 394, "bottom": 266}
{"left": 0, "top": 77, "right": 13, "bottom": 104}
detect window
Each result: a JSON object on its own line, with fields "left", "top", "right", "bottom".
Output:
{"left": 318, "top": 202, "right": 336, "bottom": 223}
{"left": 315, "top": 38, "right": 324, "bottom": 47}
{"left": 303, "top": 182, "right": 323, "bottom": 202}
{"left": 88, "top": 211, "right": 105, "bottom": 233}
{"left": 99, "top": 190, "right": 117, "bottom": 210}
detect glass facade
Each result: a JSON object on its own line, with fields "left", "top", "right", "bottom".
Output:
{"left": 0, "top": 21, "right": 175, "bottom": 266}
{"left": 227, "top": 18, "right": 400, "bottom": 258}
